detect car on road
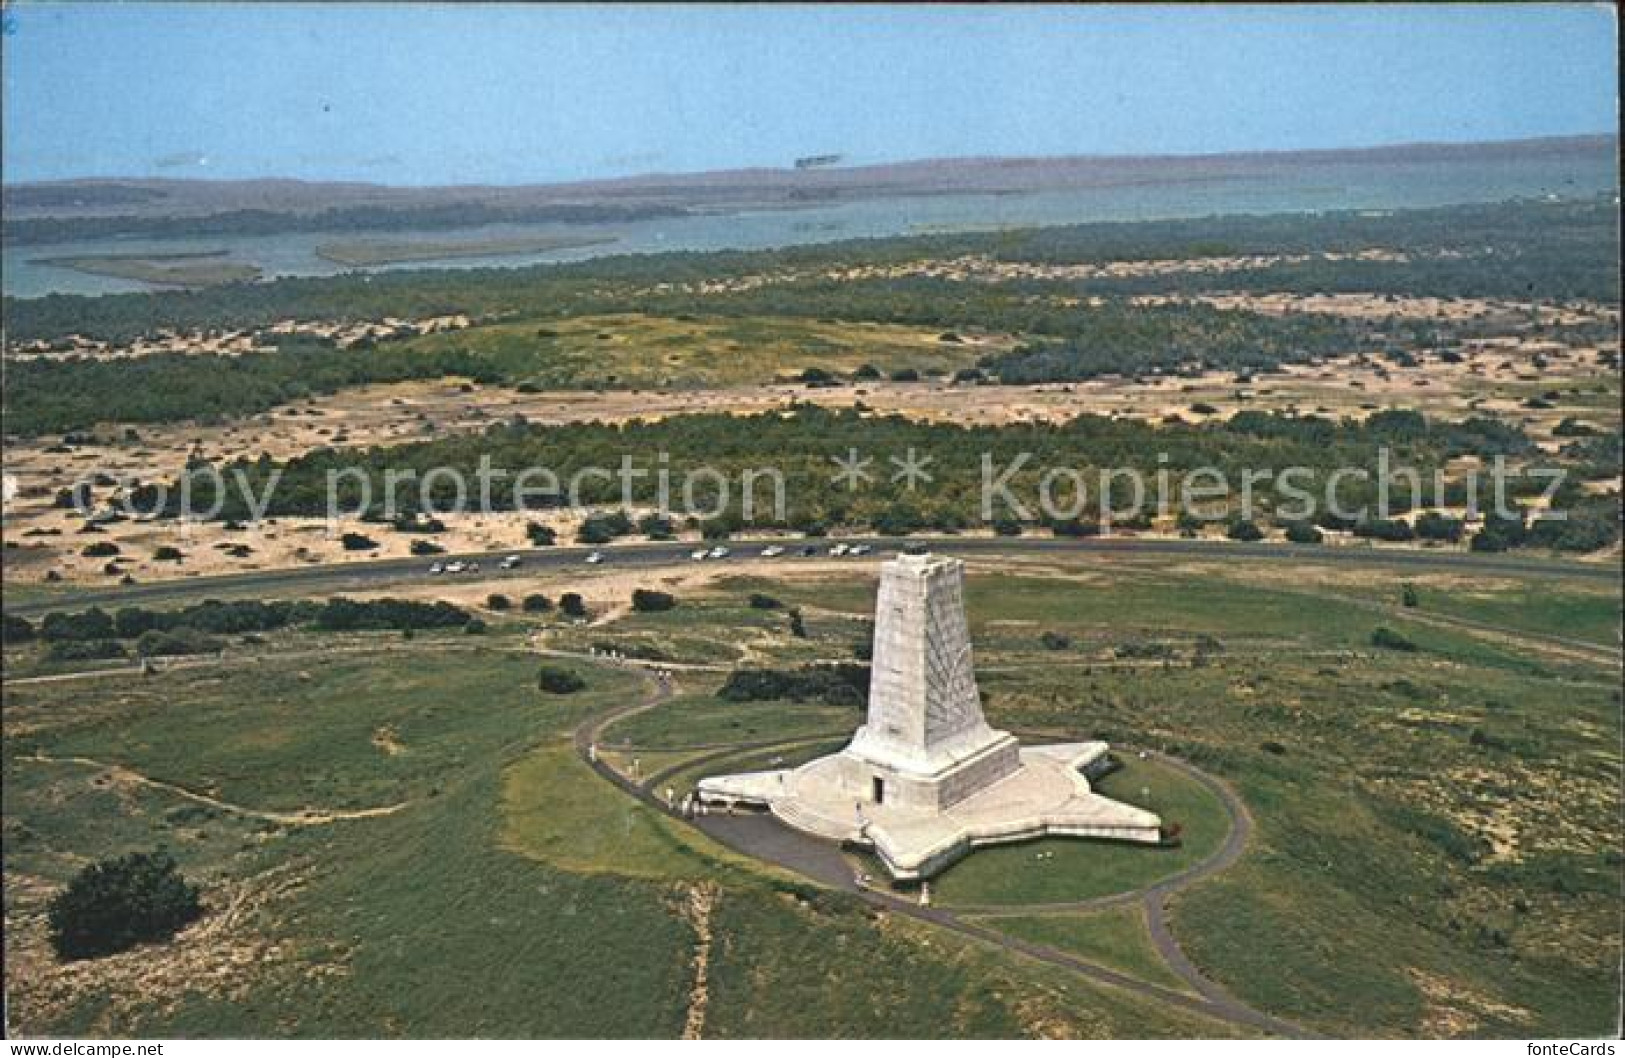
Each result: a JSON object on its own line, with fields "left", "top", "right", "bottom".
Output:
{"left": 829, "top": 543, "right": 849, "bottom": 557}
{"left": 442, "top": 560, "right": 467, "bottom": 574}
{"left": 800, "top": 545, "right": 819, "bottom": 557}
{"left": 707, "top": 546, "right": 730, "bottom": 560}
{"left": 759, "top": 545, "right": 786, "bottom": 558}
{"left": 585, "top": 551, "right": 605, "bottom": 564}
{"left": 690, "top": 549, "right": 710, "bottom": 561}
{"left": 498, "top": 554, "right": 522, "bottom": 570}
{"left": 849, "top": 544, "right": 873, "bottom": 556}
{"left": 429, "top": 562, "right": 444, "bottom": 575}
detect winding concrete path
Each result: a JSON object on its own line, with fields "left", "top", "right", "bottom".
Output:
{"left": 571, "top": 665, "right": 1313, "bottom": 1038}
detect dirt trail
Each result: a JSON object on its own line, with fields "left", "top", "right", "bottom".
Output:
{"left": 19, "top": 751, "right": 409, "bottom": 826}
{"left": 678, "top": 882, "right": 720, "bottom": 1040}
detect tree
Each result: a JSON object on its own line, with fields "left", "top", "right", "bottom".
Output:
{"left": 410, "top": 538, "right": 445, "bottom": 556}
{"left": 788, "top": 608, "right": 807, "bottom": 639}
{"left": 152, "top": 545, "right": 184, "bottom": 562}
{"left": 526, "top": 522, "right": 557, "bottom": 546}
{"left": 560, "top": 593, "right": 588, "bottom": 619}
{"left": 48, "top": 849, "right": 203, "bottom": 960}
{"left": 748, "top": 593, "right": 783, "bottom": 610}
{"left": 486, "top": 593, "right": 512, "bottom": 611}
{"left": 521, "top": 593, "right": 553, "bottom": 613}
{"left": 537, "top": 665, "right": 586, "bottom": 694}
{"left": 631, "top": 589, "right": 677, "bottom": 612}
{"left": 1401, "top": 583, "right": 1420, "bottom": 608}
{"left": 340, "top": 532, "right": 377, "bottom": 551}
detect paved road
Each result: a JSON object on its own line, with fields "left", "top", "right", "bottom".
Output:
{"left": 7, "top": 534, "right": 1615, "bottom": 618}
{"left": 573, "top": 671, "right": 1313, "bottom": 1038}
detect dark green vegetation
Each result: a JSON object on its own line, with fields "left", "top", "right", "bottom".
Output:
{"left": 149, "top": 405, "right": 1616, "bottom": 551}
{"left": 314, "top": 234, "right": 617, "bottom": 267}
{"left": 48, "top": 850, "right": 203, "bottom": 959}
{"left": 7, "top": 199, "right": 1616, "bottom": 344}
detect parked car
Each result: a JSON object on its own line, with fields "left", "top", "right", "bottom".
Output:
{"left": 585, "top": 551, "right": 605, "bottom": 565}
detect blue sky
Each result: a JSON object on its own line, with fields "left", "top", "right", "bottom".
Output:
{"left": 2, "top": 3, "right": 1616, "bottom": 185}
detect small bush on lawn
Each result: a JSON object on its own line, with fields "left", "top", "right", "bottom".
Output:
{"left": 537, "top": 665, "right": 586, "bottom": 694}
{"left": 48, "top": 850, "right": 203, "bottom": 960}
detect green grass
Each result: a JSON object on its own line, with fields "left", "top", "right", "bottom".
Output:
{"left": 397, "top": 312, "right": 994, "bottom": 389}
{"left": 6, "top": 551, "right": 1618, "bottom": 1037}
{"left": 932, "top": 757, "right": 1230, "bottom": 907}
{"left": 602, "top": 692, "right": 854, "bottom": 749}
{"left": 978, "top": 906, "right": 1194, "bottom": 994}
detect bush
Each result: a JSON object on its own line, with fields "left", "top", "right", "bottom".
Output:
{"left": 46, "top": 639, "right": 127, "bottom": 662}
{"left": 1401, "top": 583, "right": 1420, "bottom": 608}
{"left": 537, "top": 665, "right": 587, "bottom": 694}
{"left": 992, "top": 516, "right": 1023, "bottom": 537}
{"left": 748, "top": 593, "right": 783, "bottom": 610}
{"left": 1040, "top": 630, "right": 1072, "bottom": 651}
{"left": 526, "top": 522, "right": 557, "bottom": 546}
{"left": 81, "top": 541, "right": 120, "bottom": 558}
{"left": 559, "top": 593, "right": 588, "bottom": 619}
{"left": 486, "top": 594, "right": 512, "bottom": 611}
{"left": 1283, "top": 520, "right": 1323, "bottom": 544}
{"left": 340, "top": 532, "right": 378, "bottom": 551}
{"left": 631, "top": 589, "right": 677, "bottom": 613}
{"left": 152, "top": 545, "right": 184, "bottom": 562}
{"left": 463, "top": 617, "right": 488, "bottom": 635}
{"left": 889, "top": 367, "right": 921, "bottom": 382}
{"left": 2, "top": 613, "right": 36, "bottom": 643}
{"left": 1226, "top": 519, "right": 1264, "bottom": 542}
{"left": 136, "top": 627, "right": 223, "bottom": 657}
{"left": 1371, "top": 626, "right": 1418, "bottom": 652}
{"left": 521, "top": 593, "right": 553, "bottom": 613}
{"left": 1414, "top": 512, "right": 1465, "bottom": 542}
{"left": 410, "top": 538, "right": 446, "bottom": 556}
{"left": 48, "top": 849, "right": 203, "bottom": 959}
{"left": 718, "top": 664, "right": 870, "bottom": 707}
{"left": 41, "top": 607, "right": 116, "bottom": 642}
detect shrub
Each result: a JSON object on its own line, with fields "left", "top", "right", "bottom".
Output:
{"left": 889, "top": 367, "right": 921, "bottom": 382}
{"left": 1040, "top": 630, "right": 1072, "bottom": 651}
{"left": 41, "top": 607, "right": 116, "bottom": 642}
{"left": 537, "top": 665, "right": 587, "bottom": 694}
{"left": 410, "top": 538, "right": 446, "bottom": 556}
{"left": 340, "top": 532, "right": 378, "bottom": 551}
{"left": 631, "top": 589, "right": 677, "bottom": 613}
{"left": 486, "top": 594, "right": 512, "bottom": 611}
{"left": 799, "top": 366, "right": 835, "bottom": 385}
{"left": 718, "top": 664, "right": 870, "bottom": 707}
{"left": 788, "top": 608, "right": 807, "bottom": 638}
{"left": 526, "top": 522, "right": 557, "bottom": 546}
{"left": 852, "top": 364, "right": 882, "bottom": 380}
{"left": 1226, "top": 519, "right": 1264, "bottom": 542}
{"left": 81, "top": 541, "right": 120, "bottom": 558}
{"left": 46, "top": 639, "right": 127, "bottom": 662}
{"left": 1401, "top": 583, "right": 1420, "bottom": 608}
{"left": 1283, "top": 520, "right": 1323, "bottom": 544}
{"left": 463, "top": 617, "right": 487, "bottom": 635}
{"left": 521, "top": 593, "right": 553, "bottom": 613}
{"left": 748, "top": 593, "right": 783, "bottom": 610}
{"left": 2, "top": 613, "right": 36, "bottom": 643}
{"left": 559, "top": 593, "right": 588, "bottom": 619}
{"left": 992, "top": 516, "right": 1023, "bottom": 537}
{"left": 48, "top": 849, "right": 203, "bottom": 960}
{"left": 1414, "top": 512, "right": 1465, "bottom": 542}
{"left": 152, "top": 545, "right": 185, "bottom": 561}
{"left": 1371, "top": 626, "right": 1418, "bottom": 652}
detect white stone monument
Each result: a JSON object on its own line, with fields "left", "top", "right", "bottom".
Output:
{"left": 697, "top": 553, "right": 1162, "bottom": 880}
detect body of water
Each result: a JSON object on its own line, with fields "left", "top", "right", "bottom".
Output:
{"left": 4, "top": 152, "right": 1616, "bottom": 298}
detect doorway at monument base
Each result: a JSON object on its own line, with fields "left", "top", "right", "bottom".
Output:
{"left": 696, "top": 741, "right": 1162, "bottom": 881}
